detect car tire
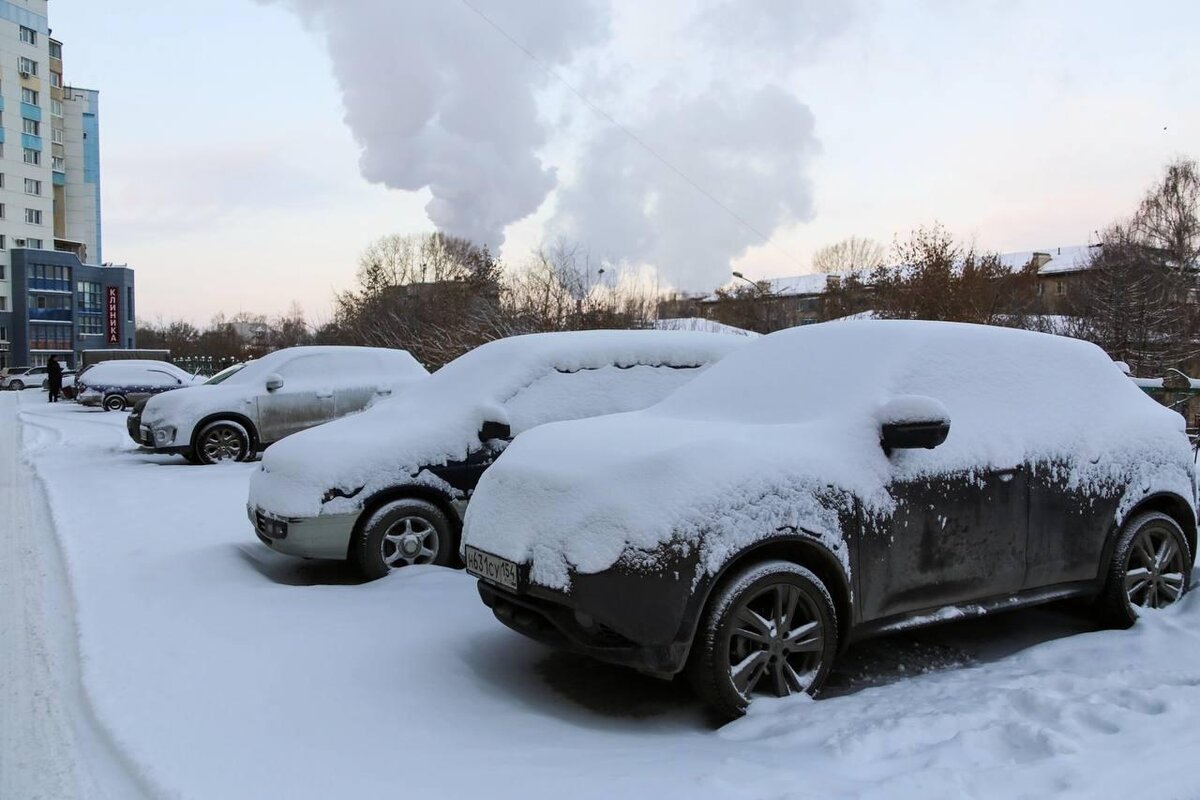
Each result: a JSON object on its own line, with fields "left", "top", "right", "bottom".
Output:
{"left": 194, "top": 420, "right": 252, "bottom": 465}
{"left": 103, "top": 394, "right": 126, "bottom": 412}
{"left": 1098, "top": 511, "right": 1191, "bottom": 628}
{"left": 351, "top": 498, "right": 454, "bottom": 580}
{"left": 686, "top": 560, "right": 838, "bottom": 721}
{"left": 10, "top": 380, "right": 24, "bottom": 391}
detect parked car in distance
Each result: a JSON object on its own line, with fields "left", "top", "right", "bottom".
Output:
{"left": 462, "top": 320, "right": 1197, "bottom": 719}
{"left": 76, "top": 360, "right": 203, "bottom": 411}
{"left": 2, "top": 365, "right": 47, "bottom": 390}
{"left": 246, "top": 330, "right": 752, "bottom": 580}
{"left": 134, "top": 346, "right": 429, "bottom": 466}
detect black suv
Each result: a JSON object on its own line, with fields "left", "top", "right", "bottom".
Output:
{"left": 462, "top": 321, "right": 1197, "bottom": 718}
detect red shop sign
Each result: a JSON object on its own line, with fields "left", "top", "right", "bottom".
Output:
{"left": 107, "top": 287, "right": 120, "bottom": 344}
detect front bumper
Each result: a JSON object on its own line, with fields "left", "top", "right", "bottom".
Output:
{"left": 247, "top": 504, "right": 359, "bottom": 561}
{"left": 476, "top": 578, "right": 692, "bottom": 678}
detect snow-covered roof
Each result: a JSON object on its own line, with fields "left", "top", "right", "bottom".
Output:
{"left": 653, "top": 318, "right": 760, "bottom": 337}
{"left": 705, "top": 245, "right": 1098, "bottom": 301}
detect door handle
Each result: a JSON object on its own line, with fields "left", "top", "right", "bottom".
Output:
{"left": 316, "top": 390, "right": 333, "bottom": 399}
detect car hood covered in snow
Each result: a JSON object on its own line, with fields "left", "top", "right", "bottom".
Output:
{"left": 248, "top": 330, "right": 751, "bottom": 519}
{"left": 463, "top": 321, "right": 1196, "bottom": 591}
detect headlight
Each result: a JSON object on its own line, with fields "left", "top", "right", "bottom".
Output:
{"left": 153, "top": 426, "right": 176, "bottom": 445}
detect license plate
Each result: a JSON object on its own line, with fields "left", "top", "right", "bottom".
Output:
{"left": 464, "top": 546, "right": 520, "bottom": 592}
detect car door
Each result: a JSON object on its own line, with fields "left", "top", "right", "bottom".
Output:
{"left": 132, "top": 369, "right": 183, "bottom": 404}
{"left": 331, "top": 352, "right": 391, "bottom": 419}
{"left": 255, "top": 355, "right": 335, "bottom": 444}
{"left": 1023, "top": 460, "right": 1122, "bottom": 588}
{"left": 857, "top": 457, "right": 1030, "bottom": 622}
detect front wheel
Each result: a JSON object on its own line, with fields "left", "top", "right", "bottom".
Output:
{"left": 350, "top": 498, "right": 454, "bottom": 580}
{"left": 687, "top": 560, "right": 838, "bottom": 721}
{"left": 1098, "top": 511, "right": 1191, "bottom": 628}
{"left": 103, "top": 394, "right": 126, "bottom": 412}
{"left": 10, "top": 380, "right": 24, "bottom": 391}
{"left": 194, "top": 420, "right": 251, "bottom": 465}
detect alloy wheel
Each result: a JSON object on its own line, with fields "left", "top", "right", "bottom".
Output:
{"left": 380, "top": 515, "right": 440, "bottom": 568}
{"left": 201, "top": 427, "right": 245, "bottom": 462}
{"left": 1125, "top": 525, "right": 1187, "bottom": 610}
{"left": 726, "top": 581, "right": 826, "bottom": 699}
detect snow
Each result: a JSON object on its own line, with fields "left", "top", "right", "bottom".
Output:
{"left": 140, "top": 345, "right": 428, "bottom": 444}
{"left": 463, "top": 320, "right": 1193, "bottom": 590}
{"left": 654, "top": 317, "right": 760, "bottom": 337}
{"left": 249, "top": 330, "right": 750, "bottom": 519}
{"left": 76, "top": 360, "right": 202, "bottom": 388}
{"left": 9, "top": 389, "right": 1200, "bottom": 799}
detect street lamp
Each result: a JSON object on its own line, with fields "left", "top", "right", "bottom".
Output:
{"left": 730, "top": 271, "right": 773, "bottom": 331}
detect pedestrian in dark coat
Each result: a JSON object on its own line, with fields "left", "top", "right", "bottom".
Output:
{"left": 47, "top": 355, "right": 63, "bottom": 403}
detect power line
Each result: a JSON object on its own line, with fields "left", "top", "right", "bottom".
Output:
{"left": 457, "top": 0, "right": 807, "bottom": 273}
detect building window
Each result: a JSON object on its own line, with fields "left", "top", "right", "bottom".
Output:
{"left": 24, "top": 178, "right": 41, "bottom": 195}
{"left": 25, "top": 208, "right": 42, "bottom": 225}
{"left": 0, "top": 298, "right": 5, "bottom": 312}
{"left": 18, "top": 57, "right": 38, "bottom": 77}
{"left": 1055, "top": 280, "right": 1066, "bottom": 296}
{"left": 0, "top": 235, "right": 5, "bottom": 251}
{"left": 0, "top": 174, "right": 5, "bottom": 189}
{"left": 23, "top": 148, "right": 40, "bottom": 166}
{"left": 0, "top": 263, "right": 4, "bottom": 277}
{"left": 51, "top": 156, "right": 64, "bottom": 172}
{"left": 22, "top": 118, "right": 39, "bottom": 136}
{"left": 78, "top": 314, "right": 102, "bottom": 335}
{"left": 0, "top": 204, "right": 6, "bottom": 219}
{"left": 21, "top": 87, "right": 38, "bottom": 105}
{"left": 77, "top": 281, "right": 102, "bottom": 312}
{"left": 49, "top": 71, "right": 61, "bottom": 88}
{"left": 49, "top": 41, "right": 61, "bottom": 59}
{"left": 27, "top": 238, "right": 42, "bottom": 249}
{"left": 50, "top": 99, "right": 62, "bottom": 117}
{"left": 51, "top": 128, "right": 63, "bottom": 145}
{"left": 20, "top": 26, "right": 37, "bottom": 45}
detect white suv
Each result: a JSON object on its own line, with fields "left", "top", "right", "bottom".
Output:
{"left": 134, "top": 346, "right": 429, "bottom": 465}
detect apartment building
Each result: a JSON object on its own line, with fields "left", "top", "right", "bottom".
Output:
{"left": 0, "top": 0, "right": 134, "bottom": 369}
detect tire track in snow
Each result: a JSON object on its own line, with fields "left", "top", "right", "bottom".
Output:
{"left": 0, "top": 393, "right": 151, "bottom": 799}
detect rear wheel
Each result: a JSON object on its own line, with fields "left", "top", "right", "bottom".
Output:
{"left": 687, "top": 560, "right": 838, "bottom": 721}
{"left": 1098, "top": 511, "right": 1191, "bottom": 627}
{"left": 103, "top": 394, "right": 126, "bottom": 412}
{"left": 350, "top": 498, "right": 454, "bottom": 580}
{"left": 10, "top": 379, "right": 24, "bottom": 391}
{"left": 194, "top": 420, "right": 251, "bottom": 465}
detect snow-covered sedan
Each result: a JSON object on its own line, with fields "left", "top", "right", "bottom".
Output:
{"left": 246, "top": 330, "right": 751, "bottom": 580}
{"left": 134, "top": 346, "right": 428, "bottom": 465}
{"left": 76, "top": 360, "right": 204, "bottom": 411}
{"left": 462, "top": 321, "right": 1197, "bottom": 719}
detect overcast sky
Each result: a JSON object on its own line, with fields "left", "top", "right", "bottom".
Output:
{"left": 50, "top": 0, "right": 1200, "bottom": 324}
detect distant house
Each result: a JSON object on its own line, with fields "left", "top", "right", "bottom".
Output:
{"left": 666, "top": 244, "right": 1101, "bottom": 332}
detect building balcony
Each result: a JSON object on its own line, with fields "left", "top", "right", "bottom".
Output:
{"left": 20, "top": 102, "right": 41, "bottom": 122}
{"left": 22, "top": 133, "right": 42, "bottom": 151}
{"left": 28, "top": 309, "right": 72, "bottom": 322}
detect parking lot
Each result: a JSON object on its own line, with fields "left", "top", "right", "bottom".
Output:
{"left": 5, "top": 387, "right": 1200, "bottom": 799}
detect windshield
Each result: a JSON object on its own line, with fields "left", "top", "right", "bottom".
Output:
{"left": 204, "top": 363, "right": 247, "bottom": 385}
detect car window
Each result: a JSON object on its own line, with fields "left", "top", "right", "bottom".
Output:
{"left": 143, "top": 369, "right": 184, "bottom": 387}
{"left": 277, "top": 352, "right": 379, "bottom": 384}
{"left": 205, "top": 363, "right": 246, "bottom": 385}
{"left": 503, "top": 363, "right": 702, "bottom": 435}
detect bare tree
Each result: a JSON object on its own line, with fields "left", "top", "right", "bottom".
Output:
{"left": 811, "top": 236, "right": 886, "bottom": 274}
{"left": 1133, "top": 157, "right": 1200, "bottom": 271}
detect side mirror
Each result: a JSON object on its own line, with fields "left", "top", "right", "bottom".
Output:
{"left": 878, "top": 395, "right": 950, "bottom": 453}
{"left": 265, "top": 373, "right": 284, "bottom": 392}
{"left": 478, "top": 420, "right": 511, "bottom": 443}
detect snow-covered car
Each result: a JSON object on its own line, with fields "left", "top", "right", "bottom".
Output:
{"left": 2, "top": 366, "right": 47, "bottom": 390}
{"left": 75, "top": 361, "right": 203, "bottom": 411}
{"left": 246, "top": 330, "right": 752, "bottom": 580}
{"left": 41, "top": 369, "right": 76, "bottom": 391}
{"left": 462, "top": 320, "right": 1197, "bottom": 719}
{"left": 135, "top": 346, "right": 429, "bottom": 466}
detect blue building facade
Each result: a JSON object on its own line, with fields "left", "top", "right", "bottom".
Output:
{"left": 0, "top": 248, "right": 134, "bottom": 369}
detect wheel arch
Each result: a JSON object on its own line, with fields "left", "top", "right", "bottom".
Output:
{"left": 683, "top": 533, "right": 853, "bottom": 663}
{"left": 1113, "top": 492, "right": 1197, "bottom": 568}
{"left": 348, "top": 484, "right": 463, "bottom": 562}
{"left": 190, "top": 412, "right": 260, "bottom": 453}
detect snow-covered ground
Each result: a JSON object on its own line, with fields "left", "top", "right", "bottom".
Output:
{"left": 4, "top": 388, "right": 1200, "bottom": 799}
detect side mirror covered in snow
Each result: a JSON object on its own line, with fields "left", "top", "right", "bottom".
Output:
{"left": 878, "top": 395, "right": 950, "bottom": 453}
{"left": 265, "top": 373, "right": 284, "bottom": 392}
{"left": 478, "top": 420, "right": 512, "bottom": 443}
